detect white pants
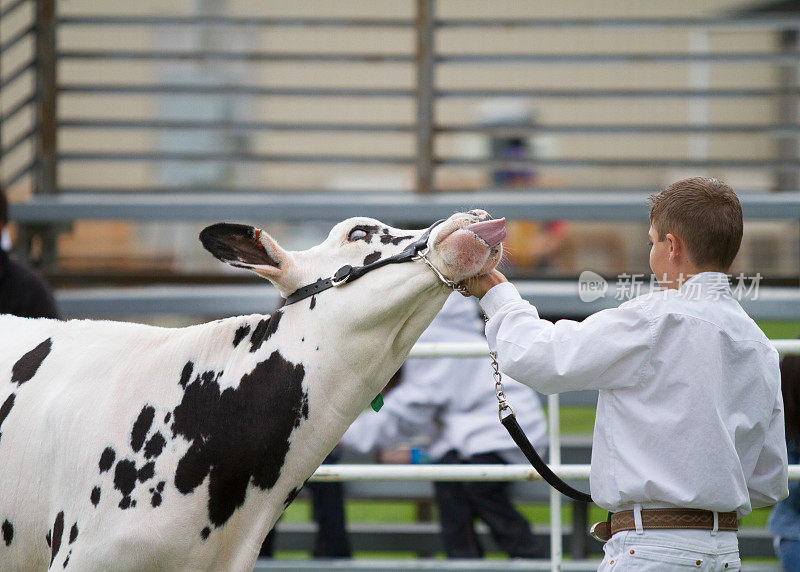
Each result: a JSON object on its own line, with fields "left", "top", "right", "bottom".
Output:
{"left": 597, "top": 529, "right": 740, "bottom": 571}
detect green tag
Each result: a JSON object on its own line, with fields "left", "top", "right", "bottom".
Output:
{"left": 370, "top": 393, "right": 384, "bottom": 412}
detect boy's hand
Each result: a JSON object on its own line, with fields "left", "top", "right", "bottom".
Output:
{"left": 464, "top": 270, "right": 508, "bottom": 299}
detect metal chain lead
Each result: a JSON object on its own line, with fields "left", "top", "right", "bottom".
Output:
{"left": 490, "top": 351, "right": 514, "bottom": 420}
{"left": 484, "top": 308, "right": 515, "bottom": 421}
{"left": 413, "top": 249, "right": 470, "bottom": 296}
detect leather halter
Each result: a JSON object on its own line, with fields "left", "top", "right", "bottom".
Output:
{"left": 283, "top": 219, "right": 447, "bottom": 306}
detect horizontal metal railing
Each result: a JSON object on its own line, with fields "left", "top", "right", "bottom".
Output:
{"left": 50, "top": 282, "right": 800, "bottom": 322}
{"left": 11, "top": 192, "right": 800, "bottom": 223}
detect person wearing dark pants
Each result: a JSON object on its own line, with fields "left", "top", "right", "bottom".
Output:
{"left": 435, "top": 450, "right": 546, "bottom": 558}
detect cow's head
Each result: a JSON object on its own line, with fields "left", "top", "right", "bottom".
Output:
{"left": 200, "top": 210, "right": 505, "bottom": 378}
{"left": 200, "top": 211, "right": 504, "bottom": 299}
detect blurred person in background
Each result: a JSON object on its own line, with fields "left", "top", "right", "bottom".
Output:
{"left": 769, "top": 345, "right": 800, "bottom": 571}
{"left": 341, "top": 292, "right": 548, "bottom": 559}
{"left": 0, "top": 186, "right": 59, "bottom": 319}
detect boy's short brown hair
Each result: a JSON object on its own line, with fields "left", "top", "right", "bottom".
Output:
{"left": 648, "top": 177, "right": 743, "bottom": 271}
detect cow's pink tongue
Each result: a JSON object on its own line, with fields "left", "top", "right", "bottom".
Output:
{"left": 465, "top": 218, "right": 507, "bottom": 248}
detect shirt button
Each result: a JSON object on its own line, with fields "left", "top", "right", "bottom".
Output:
{"left": 724, "top": 565, "right": 729, "bottom": 569}
{"left": 696, "top": 561, "right": 702, "bottom": 566}
{"left": 629, "top": 550, "right": 635, "bottom": 554}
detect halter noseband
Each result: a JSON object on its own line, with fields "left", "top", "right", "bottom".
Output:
{"left": 283, "top": 219, "right": 465, "bottom": 306}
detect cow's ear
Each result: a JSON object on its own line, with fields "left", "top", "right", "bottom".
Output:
{"left": 199, "top": 223, "right": 288, "bottom": 278}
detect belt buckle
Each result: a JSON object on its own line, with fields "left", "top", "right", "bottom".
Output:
{"left": 590, "top": 521, "right": 612, "bottom": 542}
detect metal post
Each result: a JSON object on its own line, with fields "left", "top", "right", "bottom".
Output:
{"left": 548, "top": 393, "right": 563, "bottom": 572}
{"left": 688, "top": 31, "right": 710, "bottom": 162}
{"left": 415, "top": 0, "right": 435, "bottom": 194}
{"left": 777, "top": 29, "right": 799, "bottom": 192}
{"left": 35, "top": 0, "right": 57, "bottom": 197}
{"left": 28, "top": 0, "right": 58, "bottom": 269}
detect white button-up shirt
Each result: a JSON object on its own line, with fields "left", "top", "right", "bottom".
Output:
{"left": 480, "top": 272, "right": 788, "bottom": 517}
{"left": 343, "top": 293, "right": 547, "bottom": 463}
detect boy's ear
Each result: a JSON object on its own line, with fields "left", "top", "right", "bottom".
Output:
{"left": 199, "top": 223, "right": 288, "bottom": 278}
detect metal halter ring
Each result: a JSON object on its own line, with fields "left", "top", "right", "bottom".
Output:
{"left": 412, "top": 249, "right": 470, "bottom": 296}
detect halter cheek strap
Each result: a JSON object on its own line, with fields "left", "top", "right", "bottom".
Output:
{"left": 283, "top": 219, "right": 449, "bottom": 306}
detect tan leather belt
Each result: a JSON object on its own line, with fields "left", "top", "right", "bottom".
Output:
{"left": 590, "top": 509, "right": 738, "bottom": 542}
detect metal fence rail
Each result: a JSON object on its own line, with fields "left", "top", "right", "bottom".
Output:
{"left": 10, "top": 191, "right": 800, "bottom": 223}
{"left": 51, "top": 283, "right": 800, "bottom": 322}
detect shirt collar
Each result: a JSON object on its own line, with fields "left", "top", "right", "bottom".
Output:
{"left": 679, "top": 271, "right": 731, "bottom": 294}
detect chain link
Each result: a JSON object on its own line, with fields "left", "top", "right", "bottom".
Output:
{"left": 489, "top": 350, "right": 514, "bottom": 421}
{"left": 485, "top": 313, "right": 514, "bottom": 420}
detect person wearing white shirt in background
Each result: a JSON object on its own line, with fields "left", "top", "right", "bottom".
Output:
{"left": 465, "top": 177, "right": 788, "bottom": 571}
{"left": 342, "top": 292, "right": 548, "bottom": 559}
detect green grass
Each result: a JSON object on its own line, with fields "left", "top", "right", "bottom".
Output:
{"left": 758, "top": 321, "right": 800, "bottom": 340}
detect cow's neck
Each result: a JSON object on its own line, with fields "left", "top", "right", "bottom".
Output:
{"left": 302, "top": 277, "right": 451, "bottom": 422}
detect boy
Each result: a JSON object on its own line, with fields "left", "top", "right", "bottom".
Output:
{"left": 467, "top": 177, "right": 788, "bottom": 570}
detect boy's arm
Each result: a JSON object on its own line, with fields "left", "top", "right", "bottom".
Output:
{"left": 747, "top": 393, "right": 789, "bottom": 509}
{"left": 478, "top": 282, "right": 654, "bottom": 394}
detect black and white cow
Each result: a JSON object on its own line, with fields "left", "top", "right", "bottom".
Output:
{"left": 0, "top": 211, "right": 505, "bottom": 571}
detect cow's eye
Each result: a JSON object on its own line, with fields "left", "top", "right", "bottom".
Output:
{"left": 348, "top": 228, "right": 369, "bottom": 241}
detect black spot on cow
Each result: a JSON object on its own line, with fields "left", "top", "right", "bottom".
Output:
{"left": 249, "top": 311, "right": 282, "bottom": 353}
{"left": 11, "top": 338, "right": 52, "bottom": 386}
{"left": 164, "top": 412, "right": 171, "bottom": 424}
{"left": 172, "top": 350, "right": 308, "bottom": 529}
{"left": 148, "top": 479, "right": 166, "bottom": 507}
{"left": 144, "top": 432, "right": 166, "bottom": 459}
{"left": 114, "top": 459, "right": 138, "bottom": 509}
{"left": 68, "top": 523, "right": 78, "bottom": 545}
{"left": 233, "top": 325, "right": 251, "bottom": 348}
{"left": 63, "top": 551, "right": 70, "bottom": 568}
{"left": 2, "top": 519, "right": 13, "bottom": 546}
{"left": 138, "top": 461, "right": 155, "bottom": 483}
{"left": 179, "top": 362, "right": 194, "bottom": 389}
{"left": 309, "top": 296, "right": 316, "bottom": 310}
{"left": 283, "top": 486, "right": 302, "bottom": 508}
{"left": 380, "top": 229, "right": 414, "bottom": 246}
{"left": 201, "top": 527, "right": 211, "bottom": 540}
{"left": 363, "top": 251, "right": 382, "bottom": 265}
{"left": 90, "top": 487, "right": 101, "bottom": 507}
{"left": 130, "top": 405, "right": 155, "bottom": 453}
{"left": 98, "top": 447, "right": 115, "bottom": 473}
{"left": 46, "top": 530, "right": 51, "bottom": 547}
{"left": 0, "top": 393, "right": 15, "bottom": 444}
{"left": 50, "top": 511, "right": 64, "bottom": 566}
{"left": 150, "top": 488, "right": 163, "bottom": 507}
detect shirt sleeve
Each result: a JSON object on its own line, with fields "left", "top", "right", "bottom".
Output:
{"left": 340, "top": 363, "right": 446, "bottom": 455}
{"left": 748, "top": 392, "right": 790, "bottom": 509}
{"left": 479, "top": 282, "right": 654, "bottom": 394}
